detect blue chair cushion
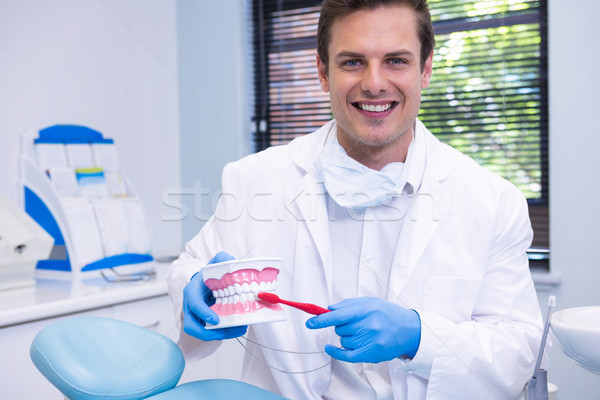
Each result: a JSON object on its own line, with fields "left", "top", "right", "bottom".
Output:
{"left": 145, "top": 379, "right": 288, "bottom": 400}
{"left": 30, "top": 316, "right": 185, "bottom": 400}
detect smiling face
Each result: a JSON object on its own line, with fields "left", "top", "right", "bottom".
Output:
{"left": 317, "top": 5, "right": 433, "bottom": 169}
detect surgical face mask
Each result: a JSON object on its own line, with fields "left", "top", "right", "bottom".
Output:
{"left": 313, "top": 133, "right": 410, "bottom": 209}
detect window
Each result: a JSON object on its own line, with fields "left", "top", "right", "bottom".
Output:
{"left": 251, "top": 0, "right": 549, "bottom": 262}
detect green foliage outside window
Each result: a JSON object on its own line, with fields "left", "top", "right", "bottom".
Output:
{"left": 421, "top": 0, "right": 546, "bottom": 199}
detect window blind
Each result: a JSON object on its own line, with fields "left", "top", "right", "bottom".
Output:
{"left": 252, "top": 1, "right": 323, "bottom": 149}
{"left": 251, "top": 0, "right": 549, "bottom": 256}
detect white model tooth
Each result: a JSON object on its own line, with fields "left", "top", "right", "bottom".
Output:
{"left": 228, "top": 286, "right": 235, "bottom": 296}
{"left": 234, "top": 283, "right": 242, "bottom": 294}
{"left": 242, "top": 282, "right": 251, "bottom": 293}
{"left": 212, "top": 290, "right": 218, "bottom": 298}
{"left": 233, "top": 294, "right": 240, "bottom": 304}
{"left": 240, "top": 292, "right": 247, "bottom": 303}
{"left": 215, "top": 298, "right": 221, "bottom": 304}
{"left": 266, "top": 281, "right": 272, "bottom": 291}
{"left": 221, "top": 296, "right": 228, "bottom": 305}
{"left": 271, "top": 279, "right": 277, "bottom": 291}
{"left": 259, "top": 281, "right": 267, "bottom": 291}
{"left": 218, "top": 289, "right": 224, "bottom": 298}
{"left": 250, "top": 281, "right": 259, "bottom": 292}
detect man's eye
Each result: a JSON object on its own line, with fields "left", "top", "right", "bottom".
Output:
{"left": 344, "top": 60, "right": 361, "bottom": 67}
{"left": 388, "top": 58, "right": 406, "bottom": 65}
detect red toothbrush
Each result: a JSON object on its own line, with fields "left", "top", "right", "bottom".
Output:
{"left": 257, "top": 292, "right": 330, "bottom": 315}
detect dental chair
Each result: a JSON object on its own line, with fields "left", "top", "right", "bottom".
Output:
{"left": 30, "top": 316, "right": 287, "bottom": 400}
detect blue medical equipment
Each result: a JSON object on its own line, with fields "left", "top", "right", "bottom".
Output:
{"left": 30, "top": 316, "right": 287, "bottom": 399}
{"left": 20, "top": 124, "right": 154, "bottom": 277}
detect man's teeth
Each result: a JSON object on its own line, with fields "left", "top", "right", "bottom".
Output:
{"left": 358, "top": 103, "right": 393, "bottom": 112}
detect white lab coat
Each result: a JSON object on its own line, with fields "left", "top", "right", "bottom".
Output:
{"left": 167, "top": 119, "right": 543, "bottom": 400}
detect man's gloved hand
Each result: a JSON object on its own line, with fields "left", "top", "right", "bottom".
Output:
{"left": 305, "top": 297, "right": 421, "bottom": 363}
{"left": 182, "top": 251, "right": 248, "bottom": 341}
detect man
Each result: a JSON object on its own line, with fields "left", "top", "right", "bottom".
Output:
{"left": 167, "top": 0, "right": 544, "bottom": 398}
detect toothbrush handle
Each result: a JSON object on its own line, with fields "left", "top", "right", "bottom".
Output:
{"left": 279, "top": 299, "right": 330, "bottom": 315}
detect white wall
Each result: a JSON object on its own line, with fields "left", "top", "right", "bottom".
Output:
{"left": 176, "top": 0, "right": 253, "bottom": 243}
{"left": 542, "top": 0, "right": 600, "bottom": 397}
{"left": 0, "top": 0, "right": 181, "bottom": 257}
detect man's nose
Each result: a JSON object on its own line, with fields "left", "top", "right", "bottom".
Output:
{"left": 360, "top": 65, "right": 388, "bottom": 95}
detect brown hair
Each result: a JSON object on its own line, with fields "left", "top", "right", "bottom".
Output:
{"left": 317, "top": 0, "right": 435, "bottom": 72}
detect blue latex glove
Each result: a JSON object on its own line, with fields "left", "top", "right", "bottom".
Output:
{"left": 305, "top": 297, "right": 421, "bottom": 363}
{"left": 182, "top": 251, "right": 247, "bottom": 341}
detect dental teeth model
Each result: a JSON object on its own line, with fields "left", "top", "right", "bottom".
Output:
{"left": 201, "top": 258, "right": 286, "bottom": 329}
{"left": 205, "top": 269, "right": 280, "bottom": 316}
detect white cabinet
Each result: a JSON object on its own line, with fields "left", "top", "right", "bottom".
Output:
{"left": 0, "top": 293, "right": 244, "bottom": 398}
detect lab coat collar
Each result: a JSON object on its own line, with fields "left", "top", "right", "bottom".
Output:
{"left": 292, "top": 119, "right": 336, "bottom": 173}
{"left": 289, "top": 120, "right": 336, "bottom": 299}
{"left": 293, "top": 165, "right": 334, "bottom": 300}
{"left": 414, "top": 118, "right": 454, "bottom": 183}
{"left": 387, "top": 120, "right": 456, "bottom": 299}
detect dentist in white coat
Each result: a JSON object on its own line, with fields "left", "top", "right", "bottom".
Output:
{"left": 167, "top": 0, "right": 544, "bottom": 399}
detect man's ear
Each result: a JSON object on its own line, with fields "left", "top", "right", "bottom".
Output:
{"left": 317, "top": 54, "right": 330, "bottom": 93}
{"left": 421, "top": 51, "right": 434, "bottom": 89}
